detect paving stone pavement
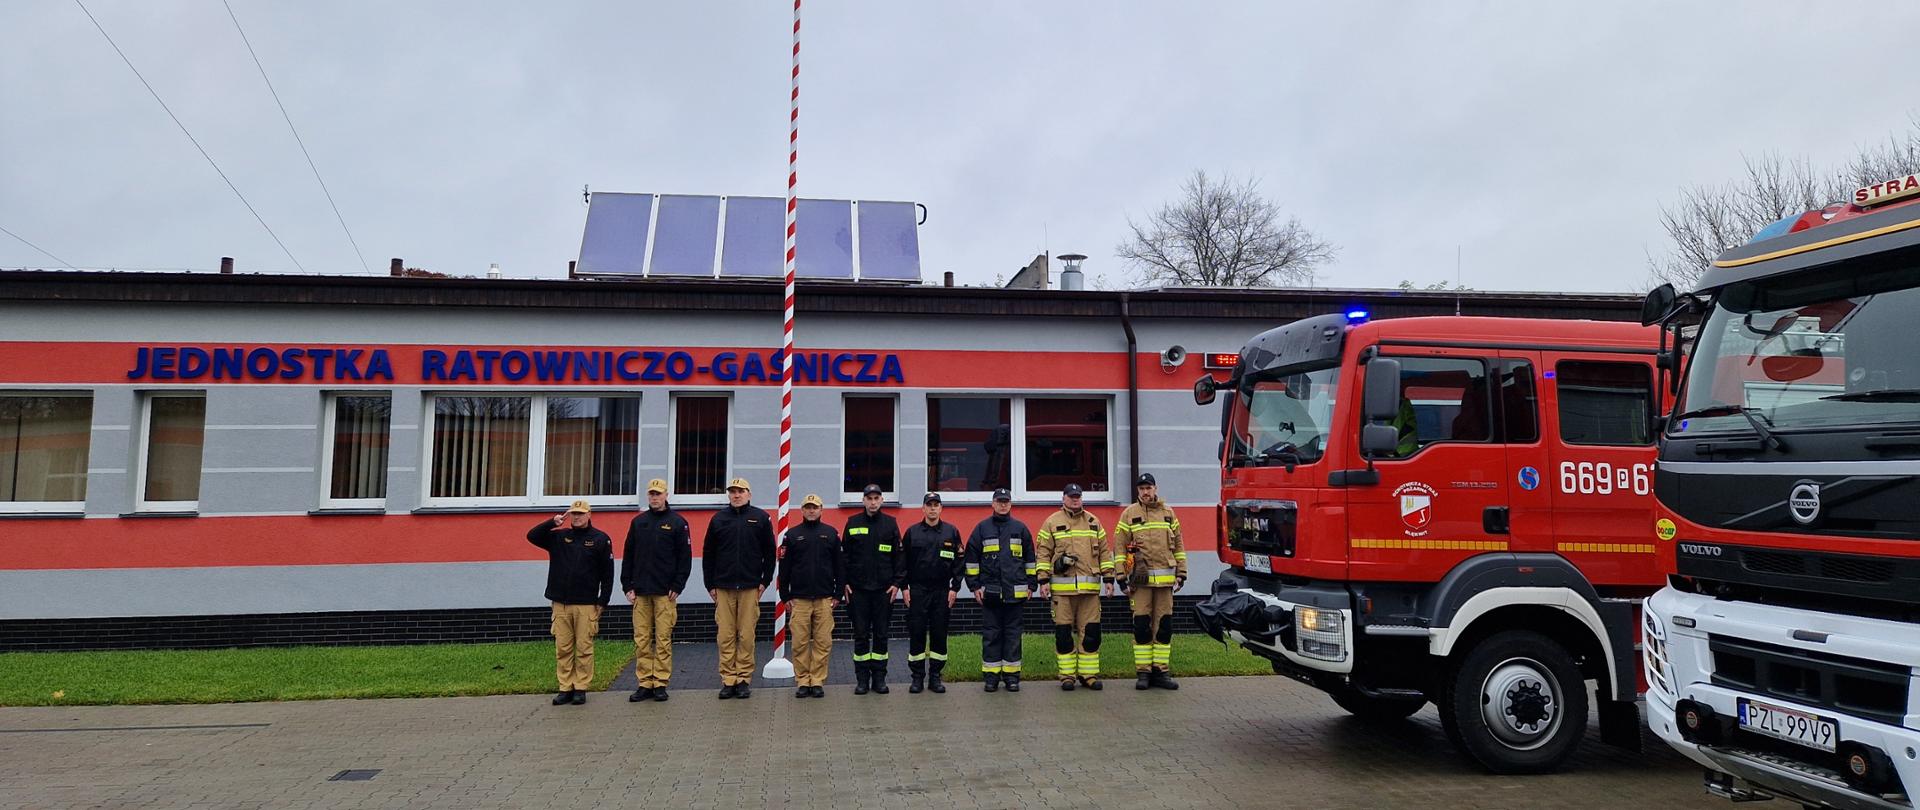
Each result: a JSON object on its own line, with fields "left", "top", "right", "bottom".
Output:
{"left": 0, "top": 676, "right": 1719, "bottom": 809}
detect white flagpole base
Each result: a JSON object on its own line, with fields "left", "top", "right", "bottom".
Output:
{"left": 762, "top": 657, "right": 795, "bottom": 680}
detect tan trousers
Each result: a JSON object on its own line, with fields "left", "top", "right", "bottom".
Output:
{"left": 631, "top": 595, "right": 677, "bottom": 688}
{"left": 789, "top": 597, "right": 835, "bottom": 687}
{"left": 713, "top": 588, "right": 761, "bottom": 686}
{"left": 551, "top": 602, "right": 600, "bottom": 691}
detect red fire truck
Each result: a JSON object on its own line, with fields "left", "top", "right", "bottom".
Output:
{"left": 1192, "top": 313, "right": 1665, "bottom": 773}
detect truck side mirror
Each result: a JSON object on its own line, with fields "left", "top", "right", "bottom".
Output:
{"left": 1360, "top": 423, "right": 1399, "bottom": 457}
{"left": 1641, "top": 284, "right": 1677, "bottom": 327}
{"left": 1193, "top": 374, "right": 1218, "bottom": 406}
{"left": 1363, "top": 357, "right": 1402, "bottom": 423}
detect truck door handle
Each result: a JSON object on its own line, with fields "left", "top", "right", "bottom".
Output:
{"left": 1482, "top": 506, "right": 1510, "bottom": 535}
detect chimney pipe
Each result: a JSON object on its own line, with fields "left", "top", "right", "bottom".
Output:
{"left": 487, "top": 263, "right": 502, "bottom": 280}
{"left": 390, "top": 258, "right": 404, "bottom": 277}
{"left": 219, "top": 257, "right": 234, "bottom": 275}
{"left": 567, "top": 260, "right": 577, "bottom": 279}
{"left": 943, "top": 271, "right": 955, "bottom": 287}
{"left": 1058, "top": 253, "right": 1088, "bottom": 291}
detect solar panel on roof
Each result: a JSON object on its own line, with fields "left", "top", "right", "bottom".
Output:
{"left": 795, "top": 199, "right": 854, "bottom": 279}
{"left": 648, "top": 194, "right": 721, "bottom": 276}
{"left": 856, "top": 201, "right": 921, "bottom": 281}
{"left": 719, "top": 196, "right": 786, "bottom": 278}
{"left": 575, "top": 193, "right": 652, "bottom": 275}
{"left": 578, "top": 192, "right": 920, "bottom": 281}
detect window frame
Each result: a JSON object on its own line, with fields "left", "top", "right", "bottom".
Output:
{"left": 667, "top": 393, "right": 733, "bottom": 506}
{"left": 925, "top": 394, "right": 1116, "bottom": 504}
{"left": 419, "top": 391, "right": 643, "bottom": 509}
{"left": 0, "top": 390, "right": 94, "bottom": 514}
{"left": 135, "top": 390, "right": 207, "bottom": 513}
{"left": 319, "top": 391, "right": 392, "bottom": 510}
{"left": 839, "top": 394, "right": 899, "bottom": 503}
{"left": 1554, "top": 360, "right": 1657, "bottom": 447}
{"left": 1368, "top": 354, "right": 1496, "bottom": 461}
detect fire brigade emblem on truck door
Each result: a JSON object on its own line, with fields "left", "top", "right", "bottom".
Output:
{"left": 1393, "top": 482, "right": 1438, "bottom": 537}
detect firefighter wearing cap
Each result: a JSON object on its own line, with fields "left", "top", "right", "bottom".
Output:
{"left": 778, "top": 494, "right": 844, "bottom": 698}
{"left": 1116, "top": 472, "right": 1185, "bottom": 690}
{"left": 1037, "top": 483, "right": 1112, "bottom": 690}
{"left": 703, "top": 477, "right": 776, "bottom": 699}
{"left": 902, "top": 492, "right": 964, "bottom": 694}
{"left": 964, "top": 487, "right": 1036, "bottom": 693}
{"left": 842, "top": 483, "right": 904, "bottom": 694}
{"left": 621, "top": 478, "right": 691, "bottom": 702}
{"left": 526, "top": 500, "right": 614, "bottom": 706}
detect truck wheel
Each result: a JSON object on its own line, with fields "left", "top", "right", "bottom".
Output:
{"left": 1329, "top": 684, "right": 1426, "bottom": 721}
{"left": 1439, "top": 630, "right": 1588, "bottom": 774}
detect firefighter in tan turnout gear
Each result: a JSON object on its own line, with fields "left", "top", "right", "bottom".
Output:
{"left": 1116, "top": 473, "right": 1184, "bottom": 690}
{"left": 1037, "top": 483, "right": 1112, "bottom": 690}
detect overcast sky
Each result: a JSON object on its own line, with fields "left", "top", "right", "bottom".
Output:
{"left": 4, "top": 2, "right": 1918, "bottom": 293}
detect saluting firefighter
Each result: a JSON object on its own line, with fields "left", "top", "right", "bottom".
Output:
{"left": 621, "top": 478, "right": 691, "bottom": 703}
{"left": 964, "top": 487, "right": 1037, "bottom": 693}
{"left": 1037, "top": 483, "right": 1113, "bottom": 691}
{"left": 902, "top": 492, "right": 964, "bottom": 694}
{"left": 526, "top": 500, "right": 614, "bottom": 706}
{"left": 842, "top": 483, "right": 904, "bottom": 695}
{"left": 778, "top": 494, "right": 845, "bottom": 698}
{"left": 703, "top": 477, "right": 776, "bottom": 700}
{"left": 1116, "top": 473, "right": 1185, "bottom": 690}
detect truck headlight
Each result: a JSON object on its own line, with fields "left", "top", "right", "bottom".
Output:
{"left": 1643, "top": 609, "right": 1672, "bottom": 695}
{"left": 1295, "top": 606, "right": 1345, "bottom": 662}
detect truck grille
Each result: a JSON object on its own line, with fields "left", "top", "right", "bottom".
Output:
{"left": 1709, "top": 635, "right": 1910, "bottom": 726}
{"left": 1742, "top": 550, "right": 1895, "bottom": 584}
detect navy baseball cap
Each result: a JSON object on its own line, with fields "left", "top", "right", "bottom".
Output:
{"left": 1135, "top": 473, "right": 1156, "bottom": 487}
{"left": 923, "top": 492, "right": 943, "bottom": 505}
{"left": 1063, "top": 484, "right": 1084, "bottom": 497}
{"left": 862, "top": 484, "right": 884, "bottom": 496}
{"left": 992, "top": 488, "right": 1012, "bottom": 502}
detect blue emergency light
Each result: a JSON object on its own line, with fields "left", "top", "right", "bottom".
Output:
{"left": 1345, "top": 309, "right": 1370, "bottom": 323}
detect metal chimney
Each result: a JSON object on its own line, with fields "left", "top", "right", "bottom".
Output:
{"left": 487, "top": 263, "right": 503, "bottom": 280}
{"left": 1058, "top": 253, "right": 1087, "bottom": 291}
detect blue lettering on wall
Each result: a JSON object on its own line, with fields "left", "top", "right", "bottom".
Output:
{"left": 125, "top": 345, "right": 902, "bottom": 384}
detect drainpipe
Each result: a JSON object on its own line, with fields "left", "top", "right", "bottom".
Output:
{"left": 1119, "top": 292, "right": 1140, "bottom": 490}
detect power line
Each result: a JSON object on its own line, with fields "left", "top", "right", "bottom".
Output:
{"left": 0, "top": 225, "right": 77, "bottom": 268}
{"left": 73, "top": 0, "right": 305, "bottom": 272}
{"left": 222, "top": 0, "right": 369, "bottom": 274}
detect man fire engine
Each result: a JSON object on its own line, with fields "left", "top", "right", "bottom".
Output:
{"left": 1192, "top": 311, "right": 1664, "bottom": 773}
{"left": 1642, "top": 173, "right": 1920, "bottom": 808}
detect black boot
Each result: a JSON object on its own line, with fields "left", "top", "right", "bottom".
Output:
{"left": 928, "top": 666, "right": 947, "bottom": 694}
{"left": 718, "top": 683, "right": 736, "bottom": 700}
{"left": 553, "top": 689, "right": 573, "bottom": 705}
{"left": 570, "top": 690, "right": 587, "bottom": 705}
{"left": 854, "top": 667, "right": 870, "bottom": 696}
{"left": 1005, "top": 673, "right": 1021, "bottom": 693}
{"left": 1150, "top": 669, "right": 1180, "bottom": 690}
{"left": 653, "top": 685, "right": 670, "bottom": 702}
{"left": 630, "top": 687, "right": 654, "bottom": 702}
{"left": 1081, "top": 676, "right": 1103, "bottom": 691}
{"left": 1136, "top": 671, "right": 1152, "bottom": 691}
{"left": 984, "top": 673, "right": 1001, "bottom": 693}
{"left": 871, "top": 666, "right": 891, "bottom": 695}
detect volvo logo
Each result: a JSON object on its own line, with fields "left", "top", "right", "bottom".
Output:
{"left": 1678, "top": 543, "right": 1722, "bottom": 557}
{"left": 1789, "top": 482, "right": 1822, "bottom": 525}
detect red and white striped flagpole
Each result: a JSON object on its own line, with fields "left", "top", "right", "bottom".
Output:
{"left": 764, "top": 0, "right": 801, "bottom": 680}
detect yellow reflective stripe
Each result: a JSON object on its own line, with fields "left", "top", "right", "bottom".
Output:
{"left": 928, "top": 651, "right": 947, "bottom": 661}
{"left": 940, "top": 550, "right": 955, "bottom": 558}
{"left": 1115, "top": 523, "right": 1135, "bottom": 534}
{"left": 1147, "top": 575, "right": 1177, "bottom": 586}
{"left": 965, "top": 564, "right": 981, "bottom": 575}
{"left": 1352, "top": 538, "right": 1509, "bottom": 551}
{"left": 1013, "top": 587, "right": 1029, "bottom": 598}
{"left": 1173, "top": 552, "right": 1188, "bottom": 561}
{"left": 1011, "top": 543, "right": 1023, "bottom": 554}
{"left": 1557, "top": 542, "right": 1657, "bottom": 554}
{"left": 983, "top": 543, "right": 1001, "bottom": 553}
{"left": 876, "top": 544, "right": 892, "bottom": 552}
{"left": 848, "top": 527, "right": 869, "bottom": 536}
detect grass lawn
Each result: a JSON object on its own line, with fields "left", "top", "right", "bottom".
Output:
{"left": 0, "top": 641, "right": 634, "bottom": 707}
{"left": 933, "top": 634, "right": 1270, "bottom": 682}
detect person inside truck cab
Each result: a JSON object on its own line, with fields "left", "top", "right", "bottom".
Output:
{"left": 1390, "top": 396, "right": 1419, "bottom": 456}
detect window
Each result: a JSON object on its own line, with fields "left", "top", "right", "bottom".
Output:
{"left": 430, "top": 396, "right": 532, "bottom": 499}
{"left": 928, "top": 396, "right": 1113, "bottom": 499}
{"left": 1229, "top": 366, "right": 1340, "bottom": 467}
{"left": 324, "top": 395, "right": 391, "bottom": 505}
{"left": 0, "top": 393, "right": 93, "bottom": 510}
{"left": 545, "top": 396, "right": 640, "bottom": 496}
{"left": 843, "top": 396, "right": 895, "bottom": 497}
{"left": 1558, "top": 361, "right": 1654, "bottom": 446}
{"left": 1498, "top": 361, "right": 1539, "bottom": 443}
{"left": 424, "top": 393, "right": 641, "bottom": 506}
{"left": 1376, "top": 357, "right": 1490, "bottom": 459}
{"left": 672, "top": 396, "right": 729, "bottom": 498}
{"left": 139, "top": 393, "right": 206, "bottom": 510}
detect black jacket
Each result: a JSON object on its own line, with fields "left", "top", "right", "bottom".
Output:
{"left": 619, "top": 506, "right": 692, "bottom": 597}
{"left": 964, "top": 513, "right": 1037, "bottom": 600}
{"left": 701, "top": 503, "right": 777, "bottom": 591}
{"left": 777, "top": 518, "right": 845, "bottom": 601}
{"left": 526, "top": 520, "right": 615, "bottom": 606}
{"left": 841, "top": 509, "right": 904, "bottom": 591}
{"left": 901, "top": 519, "right": 964, "bottom": 591}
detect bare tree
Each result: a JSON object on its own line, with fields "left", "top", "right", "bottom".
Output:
{"left": 1650, "top": 120, "right": 1920, "bottom": 289}
{"left": 1118, "top": 170, "right": 1335, "bottom": 287}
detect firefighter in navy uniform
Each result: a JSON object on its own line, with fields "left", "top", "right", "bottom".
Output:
{"left": 1037, "top": 483, "right": 1113, "bottom": 691}
{"left": 964, "top": 487, "right": 1037, "bottom": 693}
{"left": 620, "top": 478, "right": 692, "bottom": 703}
{"left": 703, "top": 478, "right": 776, "bottom": 700}
{"left": 902, "top": 492, "right": 964, "bottom": 694}
{"left": 526, "top": 500, "right": 614, "bottom": 706}
{"left": 842, "top": 483, "right": 904, "bottom": 695}
{"left": 777, "top": 494, "right": 845, "bottom": 698}
{"left": 1116, "top": 473, "right": 1185, "bottom": 691}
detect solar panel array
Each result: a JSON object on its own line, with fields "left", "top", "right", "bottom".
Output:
{"left": 577, "top": 192, "right": 921, "bottom": 282}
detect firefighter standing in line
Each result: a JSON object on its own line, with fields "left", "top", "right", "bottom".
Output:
{"left": 964, "top": 487, "right": 1036, "bottom": 693}
{"left": 620, "top": 478, "right": 691, "bottom": 703}
{"left": 1037, "top": 483, "right": 1113, "bottom": 691}
{"left": 842, "top": 483, "right": 904, "bottom": 695}
{"left": 703, "top": 478, "right": 776, "bottom": 700}
{"left": 778, "top": 494, "right": 844, "bottom": 698}
{"left": 902, "top": 492, "right": 964, "bottom": 694}
{"left": 525, "top": 500, "right": 614, "bottom": 706}
{"left": 1116, "top": 473, "right": 1185, "bottom": 691}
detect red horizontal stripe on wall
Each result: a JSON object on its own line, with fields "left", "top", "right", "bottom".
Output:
{"left": 0, "top": 506, "right": 1218, "bottom": 571}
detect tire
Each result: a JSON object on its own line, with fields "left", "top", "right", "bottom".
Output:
{"left": 1328, "top": 684, "right": 1426, "bottom": 721}
{"left": 1438, "top": 630, "right": 1589, "bottom": 774}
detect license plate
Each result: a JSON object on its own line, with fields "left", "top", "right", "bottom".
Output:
{"left": 1738, "top": 698, "right": 1837, "bottom": 753}
{"left": 1243, "top": 553, "right": 1272, "bottom": 574}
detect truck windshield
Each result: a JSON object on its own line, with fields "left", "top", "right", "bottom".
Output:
{"left": 1229, "top": 365, "right": 1340, "bottom": 467}
{"left": 1675, "top": 264, "right": 1920, "bottom": 436}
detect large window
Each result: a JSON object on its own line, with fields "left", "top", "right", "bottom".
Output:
{"left": 1557, "top": 361, "right": 1654, "bottom": 446}
{"left": 426, "top": 393, "right": 640, "bottom": 506}
{"left": 0, "top": 393, "right": 93, "bottom": 509}
{"left": 843, "top": 396, "right": 895, "bottom": 497}
{"left": 672, "top": 396, "right": 729, "bottom": 498}
{"left": 928, "top": 396, "right": 1112, "bottom": 499}
{"left": 1229, "top": 366, "right": 1340, "bottom": 468}
{"left": 140, "top": 393, "right": 206, "bottom": 510}
{"left": 324, "top": 395, "right": 391, "bottom": 506}
{"left": 1375, "top": 357, "right": 1490, "bottom": 459}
